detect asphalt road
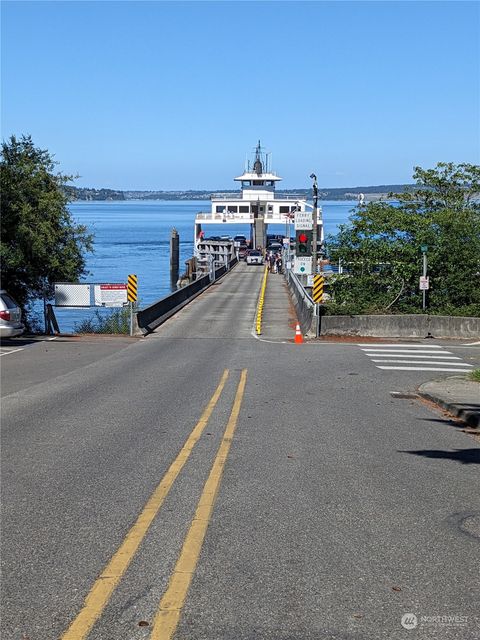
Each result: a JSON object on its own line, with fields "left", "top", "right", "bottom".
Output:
{"left": 1, "top": 263, "right": 479, "bottom": 640}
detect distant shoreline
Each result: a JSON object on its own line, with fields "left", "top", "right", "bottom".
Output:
{"left": 65, "top": 184, "right": 411, "bottom": 203}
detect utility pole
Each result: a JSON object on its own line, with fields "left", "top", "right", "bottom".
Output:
{"left": 310, "top": 173, "right": 318, "bottom": 274}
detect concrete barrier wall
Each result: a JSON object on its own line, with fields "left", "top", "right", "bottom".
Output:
{"left": 136, "top": 259, "right": 237, "bottom": 335}
{"left": 320, "top": 314, "right": 480, "bottom": 339}
{"left": 285, "top": 269, "right": 479, "bottom": 338}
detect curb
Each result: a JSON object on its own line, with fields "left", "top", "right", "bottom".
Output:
{"left": 418, "top": 391, "right": 480, "bottom": 429}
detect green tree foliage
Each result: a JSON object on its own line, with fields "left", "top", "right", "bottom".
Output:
{"left": 326, "top": 163, "right": 480, "bottom": 316}
{"left": 1, "top": 135, "right": 93, "bottom": 311}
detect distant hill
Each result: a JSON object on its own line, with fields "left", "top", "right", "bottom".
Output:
{"left": 64, "top": 186, "right": 125, "bottom": 201}
{"left": 65, "top": 184, "right": 414, "bottom": 202}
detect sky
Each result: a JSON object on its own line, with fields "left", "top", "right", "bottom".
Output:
{"left": 1, "top": 0, "right": 479, "bottom": 190}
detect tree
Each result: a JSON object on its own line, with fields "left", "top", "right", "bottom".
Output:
{"left": 326, "top": 163, "right": 480, "bottom": 316}
{"left": 1, "top": 135, "right": 93, "bottom": 315}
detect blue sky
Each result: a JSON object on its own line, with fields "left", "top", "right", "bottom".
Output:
{"left": 1, "top": 1, "right": 479, "bottom": 190}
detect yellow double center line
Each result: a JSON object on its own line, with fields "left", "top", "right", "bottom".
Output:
{"left": 62, "top": 368, "right": 247, "bottom": 640}
{"left": 151, "top": 368, "right": 247, "bottom": 639}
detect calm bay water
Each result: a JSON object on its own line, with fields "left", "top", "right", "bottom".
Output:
{"left": 52, "top": 199, "right": 357, "bottom": 332}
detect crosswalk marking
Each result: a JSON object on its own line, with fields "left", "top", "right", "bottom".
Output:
{"left": 361, "top": 349, "right": 454, "bottom": 355}
{"left": 358, "top": 343, "right": 473, "bottom": 373}
{"left": 367, "top": 353, "right": 460, "bottom": 359}
{"left": 357, "top": 343, "right": 444, "bottom": 348}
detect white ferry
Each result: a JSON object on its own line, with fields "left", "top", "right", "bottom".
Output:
{"left": 194, "top": 142, "right": 322, "bottom": 270}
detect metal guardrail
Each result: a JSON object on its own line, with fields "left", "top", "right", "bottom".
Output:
{"left": 287, "top": 270, "right": 315, "bottom": 306}
{"left": 285, "top": 269, "right": 316, "bottom": 336}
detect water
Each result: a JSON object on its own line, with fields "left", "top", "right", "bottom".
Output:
{"left": 49, "top": 199, "right": 357, "bottom": 332}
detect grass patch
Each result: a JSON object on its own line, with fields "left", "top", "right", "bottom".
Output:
{"left": 74, "top": 307, "right": 131, "bottom": 334}
{"left": 470, "top": 369, "right": 480, "bottom": 383}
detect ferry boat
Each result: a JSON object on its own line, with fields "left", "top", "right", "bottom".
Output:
{"left": 194, "top": 142, "right": 322, "bottom": 272}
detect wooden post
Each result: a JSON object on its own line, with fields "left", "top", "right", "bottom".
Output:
{"left": 46, "top": 304, "right": 60, "bottom": 334}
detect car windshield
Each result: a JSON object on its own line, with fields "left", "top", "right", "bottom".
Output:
{"left": 249, "top": 251, "right": 261, "bottom": 256}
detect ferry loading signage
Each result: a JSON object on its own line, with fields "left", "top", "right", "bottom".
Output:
{"left": 294, "top": 256, "right": 313, "bottom": 275}
{"left": 294, "top": 210, "right": 313, "bottom": 231}
{"left": 294, "top": 209, "right": 313, "bottom": 274}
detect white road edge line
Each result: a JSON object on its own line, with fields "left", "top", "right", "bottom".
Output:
{"left": 372, "top": 360, "right": 472, "bottom": 366}
{"left": 376, "top": 366, "right": 473, "bottom": 372}
{"left": 0, "top": 348, "right": 24, "bottom": 357}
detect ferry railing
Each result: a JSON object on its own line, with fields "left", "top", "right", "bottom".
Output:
{"left": 211, "top": 193, "right": 306, "bottom": 201}
{"left": 196, "top": 211, "right": 301, "bottom": 222}
{"left": 211, "top": 193, "right": 243, "bottom": 200}
{"left": 195, "top": 212, "right": 255, "bottom": 221}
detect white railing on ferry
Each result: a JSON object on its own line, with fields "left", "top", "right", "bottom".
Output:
{"left": 196, "top": 212, "right": 255, "bottom": 220}
{"left": 211, "top": 192, "right": 306, "bottom": 201}
{"left": 211, "top": 193, "right": 243, "bottom": 200}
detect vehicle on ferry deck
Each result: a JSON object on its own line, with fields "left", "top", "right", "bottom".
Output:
{"left": 238, "top": 244, "right": 249, "bottom": 260}
{"left": 246, "top": 250, "right": 264, "bottom": 266}
{"left": 266, "top": 241, "right": 283, "bottom": 252}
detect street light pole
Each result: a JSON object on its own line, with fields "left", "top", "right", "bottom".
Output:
{"left": 310, "top": 173, "right": 318, "bottom": 274}
{"left": 422, "top": 251, "right": 427, "bottom": 311}
{"left": 420, "top": 244, "right": 428, "bottom": 311}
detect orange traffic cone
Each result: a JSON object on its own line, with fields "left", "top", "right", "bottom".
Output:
{"left": 294, "top": 323, "right": 304, "bottom": 344}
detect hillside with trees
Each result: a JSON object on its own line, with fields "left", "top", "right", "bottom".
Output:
{"left": 326, "top": 163, "right": 480, "bottom": 316}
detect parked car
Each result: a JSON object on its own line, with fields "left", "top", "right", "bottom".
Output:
{"left": 234, "top": 235, "right": 247, "bottom": 244}
{"left": 246, "top": 250, "right": 264, "bottom": 266}
{"left": 0, "top": 290, "right": 25, "bottom": 338}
